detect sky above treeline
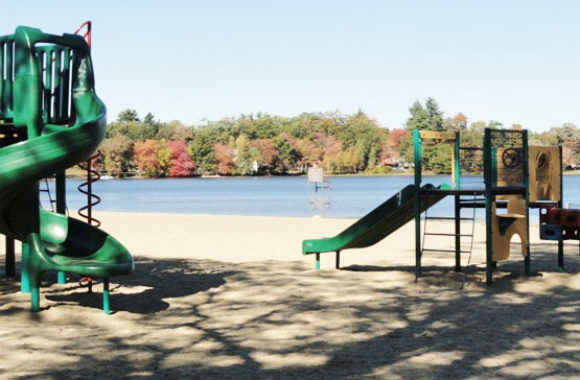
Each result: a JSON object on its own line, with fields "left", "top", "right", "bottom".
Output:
{"left": 3, "top": 1, "right": 580, "bottom": 132}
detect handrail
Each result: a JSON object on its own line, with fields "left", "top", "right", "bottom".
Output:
{"left": 73, "top": 21, "right": 91, "bottom": 48}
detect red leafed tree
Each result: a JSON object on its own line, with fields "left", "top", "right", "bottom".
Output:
{"left": 134, "top": 139, "right": 160, "bottom": 177}
{"left": 255, "top": 139, "right": 278, "bottom": 167}
{"left": 389, "top": 128, "right": 408, "bottom": 151}
{"left": 381, "top": 128, "right": 408, "bottom": 163}
{"left": 167, "top": 140, "right": 195, "bottom": 177}
{"left": 214, "top": 142, "right": 235, "bottom": 175}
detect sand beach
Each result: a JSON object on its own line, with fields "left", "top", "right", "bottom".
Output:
{"left": 0, "top": 211, "right": 578, "bottom": 379}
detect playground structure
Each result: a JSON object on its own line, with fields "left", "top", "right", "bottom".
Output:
{"left": 307, "top": 166, "right": 332, "bottom": 217}
{"left": 0, "top": 25, "right": 133, "bottom": 312}
{"left": 303, "top": 127, "right": 576, "bottom": 284}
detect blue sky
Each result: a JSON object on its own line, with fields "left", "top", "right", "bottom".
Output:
{"left": 3, "top": 1, "right": 580, "bottom": 132}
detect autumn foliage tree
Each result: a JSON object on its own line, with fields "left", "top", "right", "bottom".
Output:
{"left": 99, "top": 134, "right": 134, "bottom": 176}
{"left": 104, "top": 104, "right": 580, "bottom": 178}
{"left": 134, "top": 139, "right": 160, "bottom": 177}
{"left": 254, "top": 139, "right": 278, "bottom": 168}
{"left": 168, "top": 140, "right": 195, "bottom": 177}
{"left": 157, "top": 140, "right": 172, "bottom": 177}
{"left": 214, "top": 142, "right": 235, "bottom": 175}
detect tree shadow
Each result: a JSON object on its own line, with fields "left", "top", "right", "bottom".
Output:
{"left": 1, "top": 252, "right": 578, "bottom": 379}
{"left": 41, "top": 256, "right": 236, "bottom": 313}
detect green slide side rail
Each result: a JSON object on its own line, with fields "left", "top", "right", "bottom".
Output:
{"left": 0, "top": 26, "right": 133, "bottom": 313}
{"left": 302, "top": 183, "right": 448, "bottom": 255}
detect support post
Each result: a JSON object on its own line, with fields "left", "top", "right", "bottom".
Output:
{"left": 103, "top": 278, "right": 110, "bottom": 315}
{"left": 5, "top": 237, "right": 15, "bottom": 277}
{"left": 523, "top": 130, "right": 531, "bottom": 276}
{"left": 557, "top": 141, "right": 564, "bottom": 270}
{"left": 484, "top": 128, "right": 493, "bottom": 285}
{"left": 55, "top": 170, "right": 66, "bottom": 214}
{"left": 454, "top": 194, "right": 461, "bottom": 272}
{"left": 31, "top": 287, "right": 40, "bottom": 312}
{"left": 413, "top": 129, "right": 422, "bottom": 280}
{"left": 335, "top": 251, "right": 340, "bottom": 269}
{"left": 454, "top": 131, "right": 461, "bottom": 272}
{"left": 20, "top": 242, "right": 30, "bottom": 293}
{"left": 315, "top": 253, "right": 320, "bottom": 271}
{"left": 57, "top": 271, "right": 66, "bottom": 284}
{"left": 55, "top": 170, "right": 67, "bottom": 284}
{"left": 454, "top": 131, "right": 461, "bottom": 189}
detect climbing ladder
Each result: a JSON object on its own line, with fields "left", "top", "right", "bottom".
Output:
{"left": 421, "top": 193, "right": 478, "bottom": 273}
{"left": 39, "top": 178, "right": 57, "bottom": 212}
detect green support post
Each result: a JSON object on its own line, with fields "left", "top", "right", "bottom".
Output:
{"left": 523, "top": 130, "right": 531, "bottom": 276}
{"left": 557, "top": 141, "right": 564, "bottom": 271}
{"left": 315, "top": 253, "right": 320, "bottom": 270}
{"left": 413, "top": 129, "right": 422, "bottom": 280}
{"left": 56, "top": 171, "right": 67, "bottom": 284}
{"left": 454, "top": 194, "right": 461, "bottom": 272}
{"left": 31, "top": 287, "right": 39, "bottom": 312}
{"left": 20, "top": 242, "right": 30, "bottom": 293}
{"left": 484, "top": 129, "right": 493, "bottom": 285}
{"left": 454, "top": 131, "right": 461, "bottom": 272}
{"left": 57, "top": 271, "right": 66, "bottom": 284}
{"left": 55, "top": 171, "right": 66, "bottom": 214}
{"left": 454, "top": 131, "right": 461, "bottom": 189}
{"left": 5, "top": 237, "right": 15, "bottom": 277}
{"left": 103, "top": 278, "right": 110, "bottom": 315}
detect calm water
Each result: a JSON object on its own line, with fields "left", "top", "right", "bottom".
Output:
{"left": 45, "top": 175, "right": 580, "bottom": 219}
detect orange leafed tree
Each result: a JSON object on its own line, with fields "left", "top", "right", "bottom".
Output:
{"left": 214, "top": 142, "right": 235, "bottom": 175}
{"left": 297, "top": 139, "right": 323, "bottom": 166}
{"left": 134, "top": 139, "right": 160, "bottom": 177}
{"left": 255, "top": 139, "right": 278, "bottom": 167}
{"left": 452, "top": 112, "right": 468, "bottom": 130}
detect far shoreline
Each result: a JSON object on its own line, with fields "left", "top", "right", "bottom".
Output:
{"left": 64, "top": 170, "right": 580, "bottom": 180}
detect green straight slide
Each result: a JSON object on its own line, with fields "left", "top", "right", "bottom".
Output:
{"left": 0, "top": 27, "right": 133, "bottom": 312}
{"left": 302, "top": 183, "right": 448, "bottom": 269}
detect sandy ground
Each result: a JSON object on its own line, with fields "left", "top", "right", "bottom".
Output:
{"left": 0, "top": 211, "right": 578, "bottom": 379}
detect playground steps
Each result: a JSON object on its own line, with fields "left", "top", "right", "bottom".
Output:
{"left": 39, "top": 178, "right": 57, "bottom": 211}
{"left": 421, "top": 194, "right": 478, "bottom": 269}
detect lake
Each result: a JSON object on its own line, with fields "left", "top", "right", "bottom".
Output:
{"left": 43, "top": 175, "right": 580, "bottom": 220}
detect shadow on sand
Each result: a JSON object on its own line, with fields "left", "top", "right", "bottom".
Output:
{"left": 0, "top": 247, "right": 577, "bottom": 379}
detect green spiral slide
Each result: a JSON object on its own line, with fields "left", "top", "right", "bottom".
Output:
{"left": 0, "top": 26, "right": 133, "bottom": 313}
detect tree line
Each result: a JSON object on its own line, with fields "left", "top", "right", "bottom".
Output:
{"left": 97, "top": 99, "right": 580, "bottom": 177}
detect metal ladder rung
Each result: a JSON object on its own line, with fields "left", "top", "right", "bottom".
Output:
{"left": 40, "top": 178, "right": 57, "bottom": 211}
{"left": 422, "top": 248, "right": 472, "bottom": 253}
{"left": 424, "top": 232, "right": 473, "bottom": 237}
{"left": 425, "top": 216, "right": 475, "bottom": 221}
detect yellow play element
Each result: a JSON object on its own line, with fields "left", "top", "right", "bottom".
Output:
{"left": 492, "top": 195, "right": 528, "bottom": 261}
{"left": 496, "top": 147, "right": 524, "bottom": 187}
{"left": 528, "top": 146, "right": 561, "bottom": 202}
{"left": 419, "top": 130, "right": 455, "bottom": 142}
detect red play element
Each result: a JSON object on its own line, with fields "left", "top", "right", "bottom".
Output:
{"left": 560, "top": 209, "right": 580, "bottom": 227}
{"left": 79, "top": 276, "right": 93, "bottom": 293}
{"left": 73, "top": 21, "right": 91, "bottom": 47}
{"left": 541, "top": 206, "right": 580, "bottom": 227}
{"left": 540, "top": 205, "right": 580, "bottom": 241}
